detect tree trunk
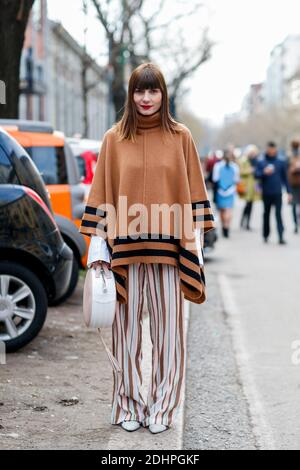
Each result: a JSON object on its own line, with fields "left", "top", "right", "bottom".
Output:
{"left": 112, "top": 67, "right": 127, "bottom": 122}
{"left": 81, "top": 60, "right": 89, "bottom": 138}
{"left": 110, "top": 41, "right": 126, "bottom": 121}
{"left": 0, "top": 0, "right": 35, "bottom": 118}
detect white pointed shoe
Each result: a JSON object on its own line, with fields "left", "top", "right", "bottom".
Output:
{"left": 121, "top": 420, "right": 141, "bottom": 432}
{"left": 149, "top": 424, "right": 168, "bottom": 434}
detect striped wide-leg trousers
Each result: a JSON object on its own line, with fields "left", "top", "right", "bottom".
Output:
{"left": 110, "top": 262, "right": 186, "bottom": 428}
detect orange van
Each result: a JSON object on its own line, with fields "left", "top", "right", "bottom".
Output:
{"left": 0, "top": 119, "right": 89, "bottom": 302}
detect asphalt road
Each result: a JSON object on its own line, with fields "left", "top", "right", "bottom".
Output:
{"left": 183, "top": 196, "right": 300, "bottom": 450}
{"left": 0, "top": 196, "right": 299, "bottom": 450}
{"left": 183, "top": 269, "right": 257, "bottom": 450}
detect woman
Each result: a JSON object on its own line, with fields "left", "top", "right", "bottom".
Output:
{"left": 79, "top": 63, "right": 215, "bottom": 435}
{"left": 238, "top": 145, "right": 261, "bottom": 231}
{"left": 212, "top": 149, "right": 240, "bottom": 238}
{"left": 288, "top": 140, "right": 300, "bottom": 233}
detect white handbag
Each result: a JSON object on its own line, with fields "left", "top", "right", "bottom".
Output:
{"left": 83, "top": 265, "right": 122, "bottom": 373}
{"left": 83, "top": 265, "right": 116, "bottom": 328}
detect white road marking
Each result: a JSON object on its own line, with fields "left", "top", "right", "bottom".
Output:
{"left": 218, "top": 273, "right": 276, "bottom": 450}
{"left": 178, "top": 299, "right": 191, "bottom": 448}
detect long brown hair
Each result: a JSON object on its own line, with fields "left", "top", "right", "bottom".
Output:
{"left": 114, "top": 63, "right": 180, "bottom": 142}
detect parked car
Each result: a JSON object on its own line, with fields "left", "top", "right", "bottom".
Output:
{"left": 67, "top": 137, "right": 101, "bottom": 198}
{"left": 0, "top": 128, "right": 73, "bottom": 351}
{"left": 67, "top": 137, "right": 100, "bottom": 185}
{"left": 0, "top": 120, "right": 88, "bottom": 302}
{"left": 76, "top": 150, "right": 97, "bottom": 186}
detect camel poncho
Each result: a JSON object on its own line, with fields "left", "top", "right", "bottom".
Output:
{"left": 79, "top": 111, "right": 215, "bottom": 304}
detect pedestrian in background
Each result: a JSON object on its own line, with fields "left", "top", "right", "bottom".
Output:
{"left": 79, "top": 63, "right": 215, "bottom": 435}
{"left": 238, "top": 144, "right": 261, "bottom": 231}
{"left": 287, "top": 139, "right": 300, "bottom": 234}
{"left": 205, "top": 151, "right": 220, "bottom": 204}
{"left": 212, "top": 149, "right": 240, "bottom": 238}
{"left": 255, "top": 141, "right": 292, "bottom": 245}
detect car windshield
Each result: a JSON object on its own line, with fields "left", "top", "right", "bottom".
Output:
{"left": 25, "top": 146, "right": 67, "bottom": 185}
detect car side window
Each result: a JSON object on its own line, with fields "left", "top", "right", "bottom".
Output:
{"left": 0, "top": 145, "right": 19, "bottom": 184}
{"left": 24, "top": 146, "right": 68, "bottom": 185}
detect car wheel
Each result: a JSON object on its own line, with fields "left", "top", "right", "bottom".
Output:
{"left": 0, "top": 262, "right": 48, "bottom": 352}
{"left": 49, "top": 255, "right": 79, "bottom": 306}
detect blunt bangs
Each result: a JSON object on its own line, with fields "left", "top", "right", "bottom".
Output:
{"left": 134, "top": 69, "right": 161, "bottom": 91}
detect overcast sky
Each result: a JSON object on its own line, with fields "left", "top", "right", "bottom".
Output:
{"left": 48, "top": 0, "right": 300, "bottom": 124}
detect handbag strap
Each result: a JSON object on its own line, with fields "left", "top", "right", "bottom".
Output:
{"left": 97, "top": 328, "right": 123, "bottom": 374}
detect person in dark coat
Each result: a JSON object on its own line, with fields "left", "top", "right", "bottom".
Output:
{"left": 255, "top": 142, "right": 292, "bottom": 244}
{"left": 287, "top": 140, "right": 300, "bottom": 233}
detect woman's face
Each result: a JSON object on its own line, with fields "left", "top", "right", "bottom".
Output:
{"left": 133, "top": 87, "right": 162, "bottom": 115}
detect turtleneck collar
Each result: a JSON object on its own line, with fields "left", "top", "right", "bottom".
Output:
{"left": 136, "top": 110, "right": 162, "bottom": 130}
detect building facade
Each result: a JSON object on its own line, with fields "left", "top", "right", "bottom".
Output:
{"left": 241, "top": 83, "right": 265, "bottom": 119}
{"left": 265, "top": 35, "right": 300, "bottom": 108}
{"left": 20, "top": 0, "right": 110, "bottom": 140}
{"left": 239, "top": 35, "right": 300, "bottom": 121}
{"left": 20, "top": 0, "right": 48, "bottom": 121}
{"left": 47, "top": 21, "right": 109, "bottom": 139}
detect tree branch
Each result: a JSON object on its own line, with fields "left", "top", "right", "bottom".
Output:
{"left": 90, "top": 0, "right": 113, "bottom": 37}
{"left": 146, "top": 2, "right": 203, "bottom": 32}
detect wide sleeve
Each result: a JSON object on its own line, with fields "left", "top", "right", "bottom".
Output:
{"left": 185, "top": 130, "right": 215, "bottom": 234}
{"left": 79, "top": 133, "right": 108, "bottom": 238}
{"left": 195, "top": 227, "right": 204, "bottom": 267}
{"left": 87, "top": 235, "right": 111, "bottom": 267}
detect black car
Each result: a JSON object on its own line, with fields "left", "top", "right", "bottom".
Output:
{"left": 0, "top": 128, "right": 73, "bottom": 352}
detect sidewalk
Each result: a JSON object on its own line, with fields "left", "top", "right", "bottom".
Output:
{"left": 0, "top": 275, "right": 190, "bottom": 450}
{"left": 183, "top": 270, "right": 257, "bottom": 450}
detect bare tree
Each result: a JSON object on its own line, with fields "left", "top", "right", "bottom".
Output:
{"left": 137, "top": 1, "right": 213, "bottom": 115}
{"left": 177, "top": 106, "right": 204, "bottom": 143}
{"left": 90, "top": 0, "right": 213, "bottom": 119}
{"left": 215, "top": 106, "right": 300, "bottom": 152}
{"left": 90, "top": 0, "right": 141, "bottom": 120}
{"left": 0, "top": 0, "right": 35, "bottom": 118}
{"left": 81, "top": 0, "right": 102, "bottom": 137}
